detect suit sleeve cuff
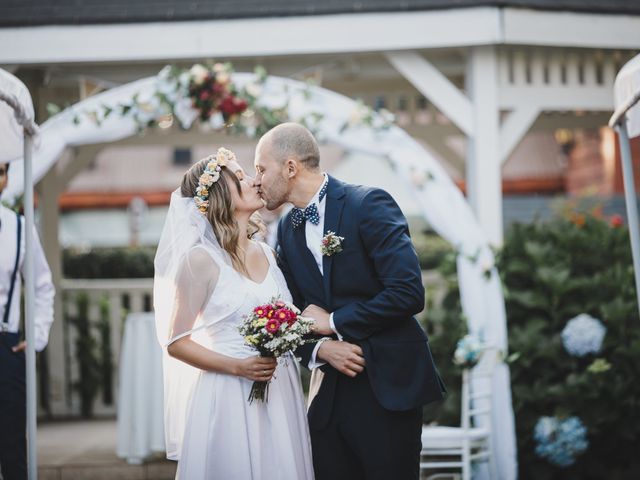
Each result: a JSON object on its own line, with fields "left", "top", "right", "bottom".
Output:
{"left": 308, "top": 337, "right": 331, "bottom": 369}
{"left": 329, "top": 313, "right": 343, "bottom": 341}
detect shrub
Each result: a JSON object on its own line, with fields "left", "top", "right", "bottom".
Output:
{"left": 498, "top": 213, "right": 640, "bottom": 479}
{"left": 423, "top": 211, "right": 640, "bottom": 479}
{"left": 63, "top": 247, "right": 156, "bottom": 278}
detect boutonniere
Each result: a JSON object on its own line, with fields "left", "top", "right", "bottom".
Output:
{"left": 321, "top": 231, "right": 344, "bottom": 256}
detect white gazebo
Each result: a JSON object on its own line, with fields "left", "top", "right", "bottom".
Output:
{"left": 2, "top": 2, "right": 640, "bottom": 478}
{"left": 5, "top": 65, "right": 518, "bottom": 478}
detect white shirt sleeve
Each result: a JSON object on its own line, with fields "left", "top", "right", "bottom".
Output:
{"left": 308, "top": 337, "right": 331, "bottom": 369}
{"left": 22, "top": 221, "right": 56, "bottom": 352}
{"left": 329, "top": 312, "right": 343, "bottom": 341}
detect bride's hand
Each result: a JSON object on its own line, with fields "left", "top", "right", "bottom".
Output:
{"left": 235, "top": 356, "right": 277, "bottom": 382}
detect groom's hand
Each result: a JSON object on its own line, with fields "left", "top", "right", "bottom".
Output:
{"left": 317, "top": 340, "right": 365, "bottom": 377}
{"left": 303, "top": 304, "right": 333, "bottom": 336}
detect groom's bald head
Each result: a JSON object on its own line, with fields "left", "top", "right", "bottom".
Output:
{"left": 258, "top": 123, "right": 320, "bottom": 171}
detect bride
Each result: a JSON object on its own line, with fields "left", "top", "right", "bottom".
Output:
{"left": 153, "top": 147, "right": 314, "bottom": 479}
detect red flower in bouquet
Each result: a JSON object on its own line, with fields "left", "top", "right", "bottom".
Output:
{"left": 254, "top": 305, "right": 268, "bottom": 318}
{"left": 265, "top": 319, "right": 281, "bottom": 334}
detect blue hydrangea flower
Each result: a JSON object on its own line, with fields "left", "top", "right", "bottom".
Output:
{"left": 534, "top": 416, "right": 589, "bottom": 467}
{"left": 561, "top": 314, "right": 606, "bottom": 357}
{"left": 453, "top": 334, "right": 484, "bottom": 368}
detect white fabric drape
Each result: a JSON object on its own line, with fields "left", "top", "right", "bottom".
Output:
{"left": 5, "top": 71, "right": 517, "bottom": 479}
{"left": 0, "top": 68, "right": 37, "bottom": 164}
{"left": 614, "top": 53, "right": 640, "bottom": 138}
{"left": 116, "top": 312, "right": 165, "bottom": 463}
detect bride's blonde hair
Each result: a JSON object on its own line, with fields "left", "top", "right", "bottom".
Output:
{"left": 181, "top": 156, "right": 265, "bottom": 273}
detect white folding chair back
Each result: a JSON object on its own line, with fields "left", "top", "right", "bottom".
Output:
{"left": 420, "top": 348, "right": 499, "bottom": 480}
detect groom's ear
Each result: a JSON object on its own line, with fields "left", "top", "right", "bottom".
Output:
{"left": 285, "top": 158, "right": 298, "bottom": 179}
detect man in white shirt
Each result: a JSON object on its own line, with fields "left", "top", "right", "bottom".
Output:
{"left": 0, "top": 162, "right": 55, "bottom": 480}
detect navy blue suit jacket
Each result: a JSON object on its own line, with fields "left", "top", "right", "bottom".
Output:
{"left": 276, "top": 176, "right": 445, "bottom": 427}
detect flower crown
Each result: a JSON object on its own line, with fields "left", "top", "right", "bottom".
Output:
{"left": 194, "top": 147, "right": 237, "bottom": 213}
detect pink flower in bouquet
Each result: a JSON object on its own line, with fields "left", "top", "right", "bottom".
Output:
{"left": 254, "top": 305, "right": 268, "bottom": 318}
{"left": 265, "top": 319, "right": 280, "bottom": 334}
{"left": 274, "top": 308, "right": 296, "bottom": 326}
{"left": 274, "top": 308, "right": 289, "bottom": 323}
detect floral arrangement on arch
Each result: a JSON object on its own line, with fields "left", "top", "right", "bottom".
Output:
{"left": 48, "top": 62, "right": 395, "bottom": 139}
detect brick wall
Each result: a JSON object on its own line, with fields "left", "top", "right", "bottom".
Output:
{"left": 565, "top": 127, "right": 640, "bottom": 196}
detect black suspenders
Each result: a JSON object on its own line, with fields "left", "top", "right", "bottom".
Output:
{"left": 2, "top": 212, "right": 22, "bottom": 330}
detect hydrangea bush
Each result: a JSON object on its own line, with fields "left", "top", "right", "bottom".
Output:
{"left": 561, "top": 313, "right": 606, "bottom": 357}
{"left": 534, "top": 416, "right": 589, "bottom": 467}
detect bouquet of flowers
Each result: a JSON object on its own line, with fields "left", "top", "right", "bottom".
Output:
{"left": 239, "top": 297, "right": 314, "bottom": 403}
{"left": 453, "top": 334, "right": 485, "bottom": 369}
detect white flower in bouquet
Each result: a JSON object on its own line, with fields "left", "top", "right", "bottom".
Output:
{"left": 453, "top": 334, "right": 484, "bottom": 368}
{"left": 132, "top": 91, "right": 164, "bottom": 125}
{"left": 208, "top": 112, "right": 225, "bottom": 130}
{"left": 348, "top": 102, "right": 368, "bottom": 126}
{"left": 561, "top": 313, "right": 606, "bottom": 357}
{"left": 178, "top": 71, "right": 191, "bottom": 91}
{"left": 156, "top": 69, "right": 179, "bottom": 103}
{"left": 174, "top": 96, "right": 199, "bottom": 129}
{"left": 216, "top": 71, "right": 230, "bottom": 85}
{"left": 245, "top": 82, "right": 263, "bottom": 98}
{"left": 410, "top": 168, "right": 428, "bottom": 188}
{"left": 213, "top": 62, "right": 226, "bottom": 73}
{"left": 189, "top": 64, "right": 209, "bottom": 85}
{"left": 372, "top": 108, "right": 395, "bottom": 129}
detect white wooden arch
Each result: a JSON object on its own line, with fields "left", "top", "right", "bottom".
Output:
{"left": 6, "top": 71, "right": 517, "bottom": 479}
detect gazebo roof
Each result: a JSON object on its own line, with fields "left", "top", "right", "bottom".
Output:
{"left": 2, "top": 0, "right": 640, "bottom": 27}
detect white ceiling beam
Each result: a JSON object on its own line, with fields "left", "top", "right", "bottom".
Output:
{"left": 499, "top": 86, "right": 613, "bottom": 111}
{"left": 503, "top": 8, "right": 640, "bottom": 49}
{"left": 0, "top": 8, "right": 502, "bottom": 65}
{"left": 499, "top": 106, "right": 540, "bottom": 165}
{"left": 2, "top": 7, "right": 637, "bottom": 66}
{"left": 385, "top": 51, "right": 474, "bottom": 136}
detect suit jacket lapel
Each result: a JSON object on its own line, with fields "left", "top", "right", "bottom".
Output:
{"left": 322, "top": 176, "right": 346, "bottom": 305}
{"left": 291, "top": 221, "right": 325, "bottom": 299}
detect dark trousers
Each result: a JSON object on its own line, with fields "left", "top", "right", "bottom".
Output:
{"left": 0, "top": 332, "right": 27, "bottom": 480}
{"left": 310, "top": 370, "right": 423, "bottom": 480}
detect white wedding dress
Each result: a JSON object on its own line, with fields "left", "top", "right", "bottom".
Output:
{"left": 171, "top": 242, "right": 314, "bottom": 479}
{"left": 154, "top": 192, "right": 313, "bottom": 479}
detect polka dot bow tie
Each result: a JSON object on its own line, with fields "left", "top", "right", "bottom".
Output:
{"left": 291, "top": 181, "right": 328, "bottom": 229}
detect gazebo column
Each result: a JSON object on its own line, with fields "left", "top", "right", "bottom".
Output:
{"left": 386, "top": 49, "right": 506, "bottom": 245}
{"left": 38, "top": 145, "right": 104, "bottom": 416}
{"left": 466, "top": 45, "right": 503, "bottom": 245}
{"left": 38, "top": 165, "right": 65, "bottom": 415}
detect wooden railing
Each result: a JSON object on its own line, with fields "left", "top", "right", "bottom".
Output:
{"left": 61, "top": 278, "right": 154, "bottom": 417}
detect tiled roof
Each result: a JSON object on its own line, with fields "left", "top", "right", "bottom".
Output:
{"left": 2, "top": 0, "right": 639, "bottom": 27}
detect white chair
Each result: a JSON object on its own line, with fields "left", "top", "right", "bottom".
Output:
{"left": 420, "top": 350, "right": 499, "bottom": 480}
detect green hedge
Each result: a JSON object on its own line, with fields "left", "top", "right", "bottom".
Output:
{"left": 62, "top": 233, "right": 447, "bottom": 279}
{"left": 63, "top": 247, "right": 156, "bottom": 278}
{"left": 422, "top": 211, "right": 640, "bottom": 478}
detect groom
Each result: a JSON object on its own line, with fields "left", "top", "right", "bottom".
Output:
{"left": 254, "top": 123, "right": 445, "bottom": 480}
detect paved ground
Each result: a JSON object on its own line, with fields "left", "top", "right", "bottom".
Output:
{"left": 37, "top": 419, "right": 176, "bottom": 480}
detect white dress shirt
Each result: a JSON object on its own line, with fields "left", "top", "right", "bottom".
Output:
{"left": 303, "top": 174, "right": 342, "bottom": 369}
{"left": 0, "top": 204, "right": 55, "bottom": 352}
